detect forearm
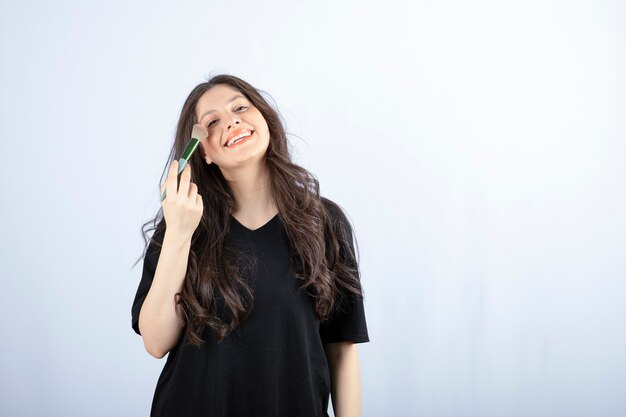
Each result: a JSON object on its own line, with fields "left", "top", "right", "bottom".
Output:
{"left": 138, "top": 230, "right": 190, "bottom": 358}
{"left": 325, "top": 343, "right": 362, "bottom": 417}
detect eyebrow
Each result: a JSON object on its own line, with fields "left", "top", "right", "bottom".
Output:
{"left": 198, "top": 94, "right": 247, "bottom": 122}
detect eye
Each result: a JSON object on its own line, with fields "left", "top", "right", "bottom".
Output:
{"left": 206, "top": 105, "right": 248, "bottom": 128}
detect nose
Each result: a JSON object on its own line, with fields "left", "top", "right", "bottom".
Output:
{"left": 227, "top": 117, "right": 241, "bottom": 130}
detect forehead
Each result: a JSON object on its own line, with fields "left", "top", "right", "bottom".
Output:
{"left": 195, "top": 84, "right": 246, "bottom": 120}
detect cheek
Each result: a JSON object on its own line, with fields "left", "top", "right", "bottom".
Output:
{"left": 201, "top": 137, "right": 215, "bottom": 153}
{"left": 206, "top": 134, "right": 220, "bottom": 147}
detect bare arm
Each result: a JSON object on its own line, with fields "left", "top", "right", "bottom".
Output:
{"left": 138, "top": 230, "right": 190, "bottom": 358}
{"left": 324, "top": 342, "right": 363, "bottom": 417}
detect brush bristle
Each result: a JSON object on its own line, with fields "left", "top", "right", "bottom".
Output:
{"left": 192, "top": 124, "right": 209, "bottom": 140}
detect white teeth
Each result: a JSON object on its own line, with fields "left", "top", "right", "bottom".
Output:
{"left": 226, "top": 131, "right": 251, "bottom": 147}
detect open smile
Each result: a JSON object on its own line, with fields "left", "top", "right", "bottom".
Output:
{"left": 225, "top": 131, "right": 254, "bottom": 149}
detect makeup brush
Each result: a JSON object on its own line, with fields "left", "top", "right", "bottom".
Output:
{"left": 160, "top": 124, "right": 209, "bottom": 202}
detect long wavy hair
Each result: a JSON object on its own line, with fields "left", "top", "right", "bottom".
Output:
{"left": 132, "top": 74, "right": 364, "bottom": 346}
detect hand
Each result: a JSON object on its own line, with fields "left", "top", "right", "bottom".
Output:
{"left": 160, "top": 160, "right": 203, "bottom": 239}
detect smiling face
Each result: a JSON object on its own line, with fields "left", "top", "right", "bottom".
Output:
{"left": 195, "top": 84, "right": 271, "bottom": 168}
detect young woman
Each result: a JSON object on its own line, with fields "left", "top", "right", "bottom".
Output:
{"left": 131, "top": 74, "right": 370, "bottom": 417}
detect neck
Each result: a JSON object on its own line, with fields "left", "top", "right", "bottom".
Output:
{"left": 223, "top": 162, "right": 277, "bottom": 218}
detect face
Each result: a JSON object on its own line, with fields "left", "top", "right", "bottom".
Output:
{"left": 194, "top": 84, "right": 270, "bottom": 168}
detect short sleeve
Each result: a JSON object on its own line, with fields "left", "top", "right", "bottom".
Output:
{"left": 131, "top": 229, "right": 164, "bottom": 336}
{"left": 319, "top": 200, "right": 370, "bottom": 344}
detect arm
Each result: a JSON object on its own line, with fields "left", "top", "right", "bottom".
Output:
{"left": 323, "top": 342, "right": 363, "bottom": 417}
{"left": 138, "top": 230, "right": 189, "bottom": 358}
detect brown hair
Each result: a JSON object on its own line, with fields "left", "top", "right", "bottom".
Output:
{"left": 132, "top": 74, "right": 364, "bottom": 346}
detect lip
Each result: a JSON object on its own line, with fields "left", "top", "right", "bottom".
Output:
{"left": 223, "top": 128, "right": 254, "bottom": 147}
{"left": 224, "top": 131, "right": 254, "bottom": 149}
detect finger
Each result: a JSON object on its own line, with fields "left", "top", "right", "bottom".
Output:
{"left": 166, "top": 160, "right": 179, "bottom": 200}
{"left": 188, "top": 182, "right": 198, "bottom": 200}
{"left": 178, "top": 164, "right": 191, "bottom": 199}
{"left": 168, "top": 159, "right": 178, "bottom": 178}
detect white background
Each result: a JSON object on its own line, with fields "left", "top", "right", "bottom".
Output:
{"left": 1, "top": 0, "right": 625, "bottom": 416}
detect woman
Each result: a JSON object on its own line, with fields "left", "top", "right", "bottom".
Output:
{"left": 131, "top": 74, "right": 370, "bottom": 417}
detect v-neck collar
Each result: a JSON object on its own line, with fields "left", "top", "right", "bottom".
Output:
{"left": 230, "top": 212, "right": 280, "bottom": 233}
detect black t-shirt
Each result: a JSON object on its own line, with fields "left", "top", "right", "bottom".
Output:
{"left": 131, "top": 200, "right": 370, "bottom": 417}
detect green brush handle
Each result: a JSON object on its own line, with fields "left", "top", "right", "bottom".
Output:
{"left": 159, "top": 137, "right": 201, "bottom": 203}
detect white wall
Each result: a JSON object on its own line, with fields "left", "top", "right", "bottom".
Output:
{"left": 1, "top": 0, "right": 624, "bottom": 416}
